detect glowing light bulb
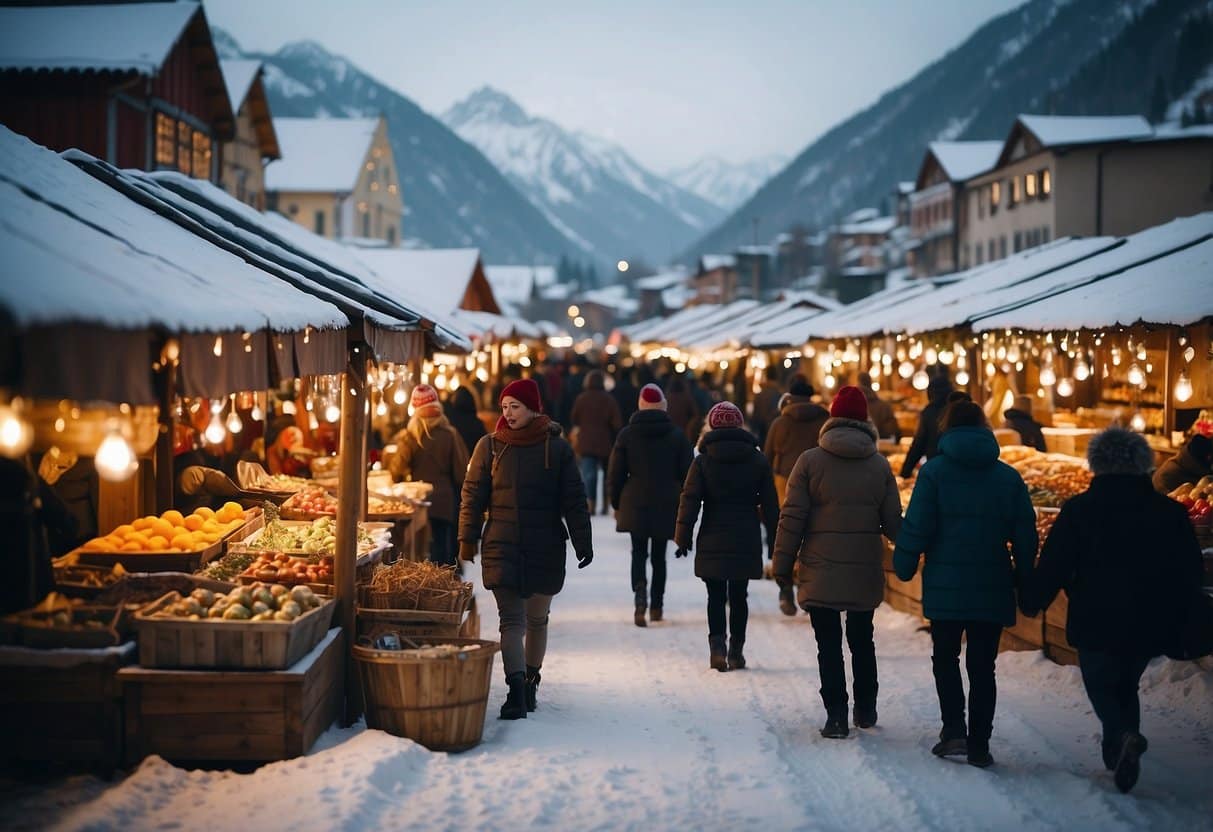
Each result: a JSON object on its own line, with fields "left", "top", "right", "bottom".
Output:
{"left": 1039, "top": 365, "right": 1056, "bottom": 387}
{"left": 823, "top": 374, "right": 837, "bottom": 390}
{"left": 393, "top": 387, "right": 406, "bottom": 405}
{"left": 898, "top": 360, "right": 914, "bottom": 379}
{"left": 870, "top": 381, "right": 880, "bottom": 392}
{"left": 985, "top": 362, "right": 996, "bottom": 378}
{"left": 324, "top": 403, "right": 341, "bottom": 423}
{"left": 1127, "top": 363, "right": 1144, "bottom": 387}
{"left": 939, "top": 349, "right": 954, "bottom": 365}
{"left": 1130, "top": 411, "right": 1146, "bottom": 432}
{"left": 1056, "top": 377, "right": 1075, "bottom": 397}
{"left": 282, "top": 400, "right": 297, "bottom": 415}
{"left": 308, "top": 413, "right": 319, "bottom": 430}
{"left": 925, "top": 347, "right": 938, "bottom": 365}
{"left": 912, "top": 370, "right": 930, "bottom": 391}
{"left": 250, "top": 402, "right": 263, "bottom": 422}
{"left": 1175, "top": 371, "right": 1193, "bottom": 403}
{"left": 204, "top": 413, "right": 227, "bottom": 445}
{"left": 0, "top": 402, "right": 33, "bottom": 458}
{"left": 376, "top": 399, "right": 388, "bottom": 417}
{"left": 1073, "top": 358, "right": 1090, "bottom": 381}
{"left": 95, "top": 427, "right": 138, "bottom": 482}
{"left": 226, "top": 409, "right": 243, "bottom": 434}
{"left": 1007, "top": 344, "right": 1021, "bottom": 364}
{"left": 1183, "top": 345, "right": 1196, "bottom": 363}
{"left": 955, "top": 369, "right": 970, "bottom": 386}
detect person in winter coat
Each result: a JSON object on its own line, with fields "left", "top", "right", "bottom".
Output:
{"left": 1152, "top": 433, "right": 1213, "bottom": 495}
{"left": 608, "top": 383, "right": 694, "bottom": 627}
{"left": 612, "top": 367, "right": 640, "bottom": 426}
{"left": 773, "top": 387, "right": 903, "bottom": 738}
{"left": 459, "top": 378, "right": 594, "bottom": 720}
{"left": 675, "top": 402, "right": 780, "bottom": 672}
{"left": 858, "top": 372, "right": 900, "bottom": 442}
{"left": 763, "top": 380, "right": 829, "bottom": 504}
{"left": 893, "top": 401, "right": 1037, "bottom": 768}
{"left": 900, "top": 375, "right": 953, "bottom": 478}
{"left": 570, "top": 369, "right": 623, "bottom": 514}
{"left": 750, "top": 366, "right": 784, "bottom": 447}
{"left": 389, "top": 384, "right": 470, "bottom": 568}
{"left": 1025, "top": 428, "right": 1204, "bottom": 793}
{"left": 444, "top": 386, "right": 488, "bottom": 464}
{"left": 665, "top": 375, "right": 701, "bottom": 441}
{"left": 1003, "top": 394, "right": 1047, "bottom": 452}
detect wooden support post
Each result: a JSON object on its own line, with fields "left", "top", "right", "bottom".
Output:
{"left": 153, "top": 349, "right": 176, "bottom": 513}
{"left": 335, "top": 346, "right": 368, "bottom": 725}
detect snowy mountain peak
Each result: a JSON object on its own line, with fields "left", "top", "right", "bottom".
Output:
{"left": 445, "top": 86, "right": 531, "bottom": 127}
{"left": 667, "top": 154, "right": 789, "bottom": 212}
{"left": 274, "top": 40, "right": 358, "bottom": 84}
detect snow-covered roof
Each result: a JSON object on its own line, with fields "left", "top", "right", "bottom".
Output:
{"left": 354, "top": 248, "right": 486, "bottom": 318}
{"left": 450, "top": 309, "right": 540, "bottom": 341}
{"left": 924, "top": 141, "right": 1002, "bottom": 183}
{"left": 751, "top": 282, "right": 933, "bottom": 348}
{"left": 663, "top": 300, "right": 759, "bottom": 346}
{"left": 581, "top": 285, "right": 640, "bottom": 315}
{"left": 837, "top": 216, "right": 896, "bottom": 236}
{"left": 265, "top": 117, "right": 379, "bottom": 192}
{"left": 483, "top": 265, "right": 557, "bottom": 307}
{"left": 699, "top": 254, "right": 736, "bottom": 272}
{"left": 1017, "top": 114, "right": 1153, "bottom": 148}
{"left": 0, "top": 1, "right": 198, "bottom": 74}
{"left": 682, "top": 296, "right": 831, "bottom": 351}
{"left": 624, "top": 303, "right": 722, "bottom": 343}
{"left": 220, "top": 59, "right": 262, "bottom": 112}
{"left": 661, "top": 285, "right": 692, "bottom": 311}
{"left": 635, "top": 270, "right": 688, "bottom": 291}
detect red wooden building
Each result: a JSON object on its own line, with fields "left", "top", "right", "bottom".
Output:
{"left": 0, "top": 1, "right": 234, "bottom": 181}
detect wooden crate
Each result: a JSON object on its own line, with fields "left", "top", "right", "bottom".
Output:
{"left": 1043, "top": 622, "right": 1079, "bottom": 666}
{"left": 0, "top": 642, "right": 134, "bottom": 771}
{"left": 73, "top": 510, "right": 264, "bottom": 574}
{"left": 1045, "top": 590, "right": 1069, "bottom": 629}
{"left": 134, "top": 594, "right": 335, "bottom": 670}
{"left": 121, "top": 628, "right": 343, "bottom": 765}
{"left": 1000, "top": 609, "right": 1044, "bottom": 652}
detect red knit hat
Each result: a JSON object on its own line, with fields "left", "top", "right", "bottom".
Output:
{"left": 410, "top": 383, "right": 439, "bottom": 411}
{"left": 638, "top": 383, "right": 667, "bottom": 411}
{"left": 499, "top": 378, "right": 543, "bottom": 413}
{"left": 707, "top": 401, "right": 744, "bottom": 430}
{"left": 829, "top": 385, "right": 869, "bottom": 421}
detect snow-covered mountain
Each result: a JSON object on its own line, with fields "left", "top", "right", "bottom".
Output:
{"left": 666, "top": 154, "right": 788, "bottom": 212}
{"left": 442, "top": 87, "right": 725, "bottom": 266}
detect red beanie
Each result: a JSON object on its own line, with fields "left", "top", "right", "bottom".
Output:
{"left": 500, "top": 378, "right": 543, "bottom": 414}
{"left": 707, "top": 401, "right": 744, "bottom": 430}
{"left": 829, "top": 385, "right": 869, "bottom": 421}
{"left": 410, "top": 383, "right": 439, "bottom": 411}
{"left": 638, "top": 383, "right": 667, "bottom": 411}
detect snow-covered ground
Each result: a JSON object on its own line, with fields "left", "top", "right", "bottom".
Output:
{"left": 5, "top": 515, "right": 1212, "bottom": 831}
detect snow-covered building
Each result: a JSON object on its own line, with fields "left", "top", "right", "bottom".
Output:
{"left": 634, "top": 269, "right": 690, "bottom": 319}
{"left": 266, "top": 116, "right": 403, "bottom": 246}
{"left": 908, "top": 141, "right": 1002, "bottom": 277}
{"left": 960, "top": 114, "right": 1213, "bottom": 269}
{"left": 823, "top": 209, "right": 898, "bottom": 303}
{"left": 219, "top": 59, "right": 280, "bottom": 211}
{"left": 692, "top": 254, "right": 739, "bottom": 305}
{"left": 483, "top": 265, "right": 558, "bottom": 317}
{"left": 0, "top": 1, "right": 234, "bottom": 181}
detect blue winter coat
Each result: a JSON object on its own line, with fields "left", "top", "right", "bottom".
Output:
{"left": 892, "top": 426, "right": 1037, "bottom": 626}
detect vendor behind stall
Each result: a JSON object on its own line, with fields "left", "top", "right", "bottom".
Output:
{"left": 1153, "top": 434, "right": 1213, "bottom": 495}
{"left": 1003, "top": 394, "right": 1047, "bottom": 452}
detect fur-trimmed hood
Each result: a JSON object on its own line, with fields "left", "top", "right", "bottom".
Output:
{"left": 818, "top": 417, "right": 878, "bottom": 459}
{"left": 1088, "top": 427, "right": 1153, "bottom": 476}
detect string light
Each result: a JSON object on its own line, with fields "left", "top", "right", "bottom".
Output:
{"left": 955, "top": 369, "right": 970, "bottom": 386}
{"left": 1175, "top": 370, "right": 1193, "bottom": 403}
{"left": 1039, "top": 365, "right": 1056, "bottom": 387}
{"left": 204, "top": 412, "right": 227, "bottom": 445}
{"left": 1073, "top": 356, "right": 1090, "bottom": 381}
{"left": 912, "top": 369, "right": 930, "bottom": 391}
{"left": 1130, "top": 411, "right": 1146, "bottom": 432}
{"left": 324, "top": 403, "right": 341, "bottom": 423}
{"left": 1056, "top": 377, "right": 1075, "bottom": 398}
{"left": 0, "top": 400, "right": 33, "bottom": 458}
{"left": 1126, "top": 363, "right": 1145, "bottom": 387}
{"left": 898, "top": 360, "right": 914, "bottom": 379}
{"left": 225, "top": 394, "right": 243, "bottom": 434}
{"left": 95, "top": 423, "right": 137, "bottom": 482}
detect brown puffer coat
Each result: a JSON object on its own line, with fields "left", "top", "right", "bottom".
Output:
{"left": 388, "top": 419, "right": 469, "bottom": 523}
{"left": 773, "top": 417, "right": 902, "bottom": 611}
{"left": 570, "top": 385, "right": 623, "bottom": 460}
{"left": 763, "top": 398, "right": 829, "bottom": 478}
{"left": 458, "top": 423, "right": 592, "bottom": 597}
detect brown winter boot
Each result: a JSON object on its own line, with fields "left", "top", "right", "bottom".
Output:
{"left": 727, "top": 638, "right": 746, "bottom": 670}
{"left": 634, "top": 583, "right": 647, "bottom": 628}
{"left": 709, "top": 635, "right": 729, "bottom": 672}
{"left": 649, "top": 606, "right": 663, "bottom": 623}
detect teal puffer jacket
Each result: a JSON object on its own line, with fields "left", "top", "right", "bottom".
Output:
{"left": 892, "top": 427, "right": 1037, "bottom": 626}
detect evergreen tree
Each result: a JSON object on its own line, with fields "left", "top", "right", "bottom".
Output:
{"left": 556, "top": 254, "right": 573, "bottom": 285}
{"left": 585, "top": 263, "right": 600, "bottom": 289}
{"left": 1148, "top": 75, "right": 1169, "bottom": 124}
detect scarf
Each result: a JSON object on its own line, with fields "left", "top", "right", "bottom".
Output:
{"left": 493, "top": 413, "right": 553, "bottom": 446}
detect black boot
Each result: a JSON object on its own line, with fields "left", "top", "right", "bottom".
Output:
{"left": 853, "top": 703, "right": 877, "bottom": 729}
{"left": 727, "top": 638, "right": 746, "bottom": 670}
{"left": 649, "top": 606, "right": 663, "bottom": 623}
{"left": 499, "top": 672, "right": 527, "bottom": 720}
{"left": 778, "top": 584, "right": 797, "bottom": 617}
{"left": 709, "top": 635, "right": 729, "bottom": 672}
{"left": 634, "top": 583, "right": 647, "bottom": 628}
{"left": 821, "top": 708, "right": 849, "bottom": 739}
{"left": 524, "top": 666, "right": 541, "bottom": 713}
{"left": 966, "top": 739, "right": 994, "bottom": 768}
{"left": 1113, "top": 732, "right": 1148, "bottom": 793}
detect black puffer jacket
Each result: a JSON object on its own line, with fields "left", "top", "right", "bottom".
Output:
{"left": 608, "top": 410, "right": 693, "bottom": 540}
{"left": 676, "top": 427, "right": 780, "bottom": 580}
{"left": 1027, "top": 474, "right": 1203, "bottom": 655}
{"left": 1003, "top": 408, "right": 1047, "bottom": 452}
{"left": 459, "top": 422, "right": 592, "bottom": 597}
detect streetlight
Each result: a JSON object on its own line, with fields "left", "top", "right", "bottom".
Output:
{"left": 567, "top": 304, "right": 580, "bottom": 318}
{"left": 617, "top": 260, "right": 629, "bottom": 273}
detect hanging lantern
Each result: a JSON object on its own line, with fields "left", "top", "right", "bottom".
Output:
{"left": 1039, "top": 365, "right": 1057, "bottom": 387}
{"left": 0, "top": 400, "right": 34, "bottom": 459}
{"left": 912, "top": 369, "right": 930, "bottom": 391}
{"left": 1056, "top": 377, "right": 1075, "bottom": 398}
{"left": 95, "top": 424, "right": 138, "bottom": 482}
{"left": 1175, "top": 370, "right": 1194, "bottom": 403}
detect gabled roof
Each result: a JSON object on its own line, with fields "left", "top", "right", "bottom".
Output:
{"left": 220, "top": 59, "right": 280, "bottom": 160}
{"left": 997, "top": 114, "right": 1153, "bottom": 167}
{"left": 699, "top": 254, "right": 736, "bottom": 272}
{"left": 484, "top": 265, "right": 557, "bottom": 308}
{"left": 355, "top": 248, "right": 500, "bottom": 317}
{"left": 0, "top": 1, "right": 199, "bottom": 74}
{"left": 837, "top": 215, "right": 896, "bottom": 236}
{"left": 265, "top": 117, "right": 380, "bottom": 192}
{"left": 915, "top": 141, "right": 1002, "bottom": 189}
{"left": 635, "top": 270, "right": 688, "bottom": 291}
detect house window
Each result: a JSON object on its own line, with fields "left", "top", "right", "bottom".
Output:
{"left": 155, "top": 113, "right": 176, "bottom": 167}
{"left": 999, "top": 236, "right": 1007, "bottom": 259}
{"left": 176, "top": 120, "right": 192, "bottom": 176}
{"left": 975, "top": 245, "right": 983, "bottom": 266}
{"left": 988, "top": 239, "right": 995, "bottom": 261}
{"left": 314, "top": 210, "right": 326, "bottom": 236}
{"left": 387, "top": 225, "right": 396, "bottom": 245}
{"left": 1040, "top": 168, "right": 1052, "bottom": 198}
{"left": 1025, "top": 172, "right": 1037, "bottom": 198}
{"left": 1013, "top": 231, "right": 1023, "bottom": 253}
{"left": 990, "top": 180, "right": 1001, "bottom": 215}
{"left": 1010, "top": 176, "right": 1022, "bottom": 208}
{"left": 191, "top": 131, "right": 212, "bottom": 180}
{"left": 362, "top": 211, "right": 370, "bottom": 238}
{"left": 1042, "top": 226, "right": 1051, "bottom": 244}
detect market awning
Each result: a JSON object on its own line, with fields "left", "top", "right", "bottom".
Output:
{"left": 449, "top": 309, "right": 541, "bottom": 341}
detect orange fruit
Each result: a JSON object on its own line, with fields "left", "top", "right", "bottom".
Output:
{"left": 151, "top": 519, "right": 176, "bottom": 540}
{"left": 183, "top": 515, "right": 203, "bottom": 531}
{"left": 170, "top": 533, "right": 194, "bottom": 550}
{"left": 120, "top": 541, "right": 142, "bottom": 552}
{"left": 104, "top": 535, "right": 125, "bottom": 549}
{"left": 222, "top": 501, "right": 244, "bottom": 516}
{"left": 162, "top": 510, "right": 185, "bottom": 527}
{"left": 82, "top": 538, "right": 105, "bottom": 551}
{"left": 131, "top": 516, "right": 155, "bottom": 532}
{"left": 146, "top": 535, "right": 170, "bottom": 550}
{"left": 195, "top": 506, "right": 215, "bottom": 519}
{"left": 113, "top": 524, "right": 135, "bottom": 537}
{"left": 202, "top": 520, "right": 221, "bottom": 534}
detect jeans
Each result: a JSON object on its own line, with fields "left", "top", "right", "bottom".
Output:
{"left": 703, "top": 578, "right": 749, "bottom": 642}
{"left": 1078, "top": 650, "right": 1151, "bottom": 748}
{"left": 805, "top": 607, "right": 877, "bottom": 713}
{"left": 930, "top": 620, "right": 1003, "bottom": 744}
{"left": 428, "top": 518, "right": 455, "bottom": 567}
{"left": 492, "top": 587, "right": 553, "bottom": 676}
{"left": 578, "top": 455, "right": 605, "bottom": 507}
{"left": 630, "top": 534, "right": 668, "bottom": 607}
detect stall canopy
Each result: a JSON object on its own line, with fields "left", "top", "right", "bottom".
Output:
{"left": 449, "top": 309, "right": 541, "bottom": 341}
{"left": 625, "top": 303, "right": 731, "bottom": 345}
{"left": 0, "top": 126, "right": 348, "bottom": 404}
{"left": 682, "top": 295, "right": 832, "bottom": 353}
{"left": 659, "top": 300, "right": 760, "bottom": 348}
{"left": 752, "top": 282, "right": 938, "bottom": 347}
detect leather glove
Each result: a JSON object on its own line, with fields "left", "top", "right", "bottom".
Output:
{"left": 675, "top": 547, "right": 689, "bottom": 559}
{"left": 577, "top": 551, "right": 593, "bottom": 569}
{"left": 459, "top": 542, "right": 477, "bottom": 562}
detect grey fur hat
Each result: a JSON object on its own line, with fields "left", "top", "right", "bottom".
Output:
{"left": 1087, "top": 427, "right": 1154, "bottom": 476}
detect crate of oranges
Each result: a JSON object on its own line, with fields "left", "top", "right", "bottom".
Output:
{"left": 68, "top": 502, "right": 262, "bottom": 573}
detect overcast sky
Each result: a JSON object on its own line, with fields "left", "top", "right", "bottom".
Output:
{"left": 204, "top": 0, "right": 1024, "bottom": 173}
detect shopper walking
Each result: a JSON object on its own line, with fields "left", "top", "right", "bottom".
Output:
{"left": 608, "top": 383, "right": 694, "bottom": 627}
{"left": 900, "top": 375, "right": 953, "bottom": 478}
{"left": 1026, "top": 428, "right": 1204, "bottom": 792}
{"left": 675, "top": 402, "right": 780, "bottom": 671}
{"left": 459, "top": 378, "right": 593, "bottom": 720}
{"left": 858, "top": 372, "right": 900, "bottom": 442}
{"left": 772, "top": 386, "right": 902, "bottom": 738}
{"left": 444, "top": 386, "right": 487, "bottom": 464}
{"left": 893, "top": 401, "right": 1037, "bottom": 767}
{"left": 1002, "top": 394, "right": 1047, "bottom": 452}
{"left": 388, "top": 384, "right": 469, "bottom": 568}
{"left": 570, "top": 369, "right": 622, "bottom": 514}
{"left": 763, "top": 379, "right": 829, "bottom": 504}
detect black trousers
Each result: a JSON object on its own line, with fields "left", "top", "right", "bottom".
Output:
{"left": 1078, "top": 650, "right": 1151, "bottom": 747}
{"left": 703, "top": 578, "right": 749, "bottom": 641}
{"left": 629, "top": 533, "right": 668, "bottom": 607}
{"left": 930, "top": 619, "right": 1003, "bottom": 744}
{"left": 806, "top": 607, "right": 877, "bottom": 713}
{"left": 428, "top": 518, "right": 455, "bottom": 567}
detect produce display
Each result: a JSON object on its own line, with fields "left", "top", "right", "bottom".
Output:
{"left": 368, "top": 495, "right": 414, "bottom": 516}
{"left": 198, "top": 551, "right": 256, "bottom": 582}
{"left": 1167, "top": 476, "right": 1213, "bottom": 531}
{"left": 373, "top": 642, "right": 484, "bottom": 657}
{"left": 77, "top": 503, "right": 249, "bottom": 554}
{"left": 54, "top": 563, "right": 126, "bottom": 593}
{"left": 2, "top": 593, "right": 126, "bottom": 647}
{"left": 242, "top": 515, "right": 384, "bottom": 556}
{"left": 145, "top": 583, "right": 323, "bottom": 622}
{"left": 251, "top": 471, "right": 310, "bottom": 493}
{"left": 240, "top": 552, "right": 334, "bottom": 587}
{"left": 363, "top": 560, "right": 472, "bottom": 611}
{"left": 1035, "top": 510, "right": 1059, "bottom": 556}
{"left": 1001, "top": 446, "right": 1092, "bottom": 508}
{"left": 281, "top": 486, "right": 338, "bottom": 517}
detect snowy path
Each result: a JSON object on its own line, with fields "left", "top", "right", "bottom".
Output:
{"left": 6, "top": 514, "right": 1212, "bottom": 831}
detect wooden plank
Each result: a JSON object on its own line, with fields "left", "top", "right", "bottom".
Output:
{"left": 141, "top": 712, "right": 285, "bottom": 738}
{"left": 149, "top": 733, "right": 287, "bottom": 761}
{"left": 138, "top": 683, "right": 284, "bottom": 714}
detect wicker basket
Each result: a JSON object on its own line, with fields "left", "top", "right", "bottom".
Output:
{"left": 358, "top": 582, "right": 472, "bottom": 613}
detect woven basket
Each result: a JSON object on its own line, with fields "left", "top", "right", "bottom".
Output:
{"left": 359, "top": 582, "right": 472, "bottom": 613}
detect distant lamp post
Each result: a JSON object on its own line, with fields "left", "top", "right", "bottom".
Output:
{"left": 567, "top": 304, "right": 580, "bottom": 319}
{"left": 617, "top": 260, "right": 629, "bottom": 273}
